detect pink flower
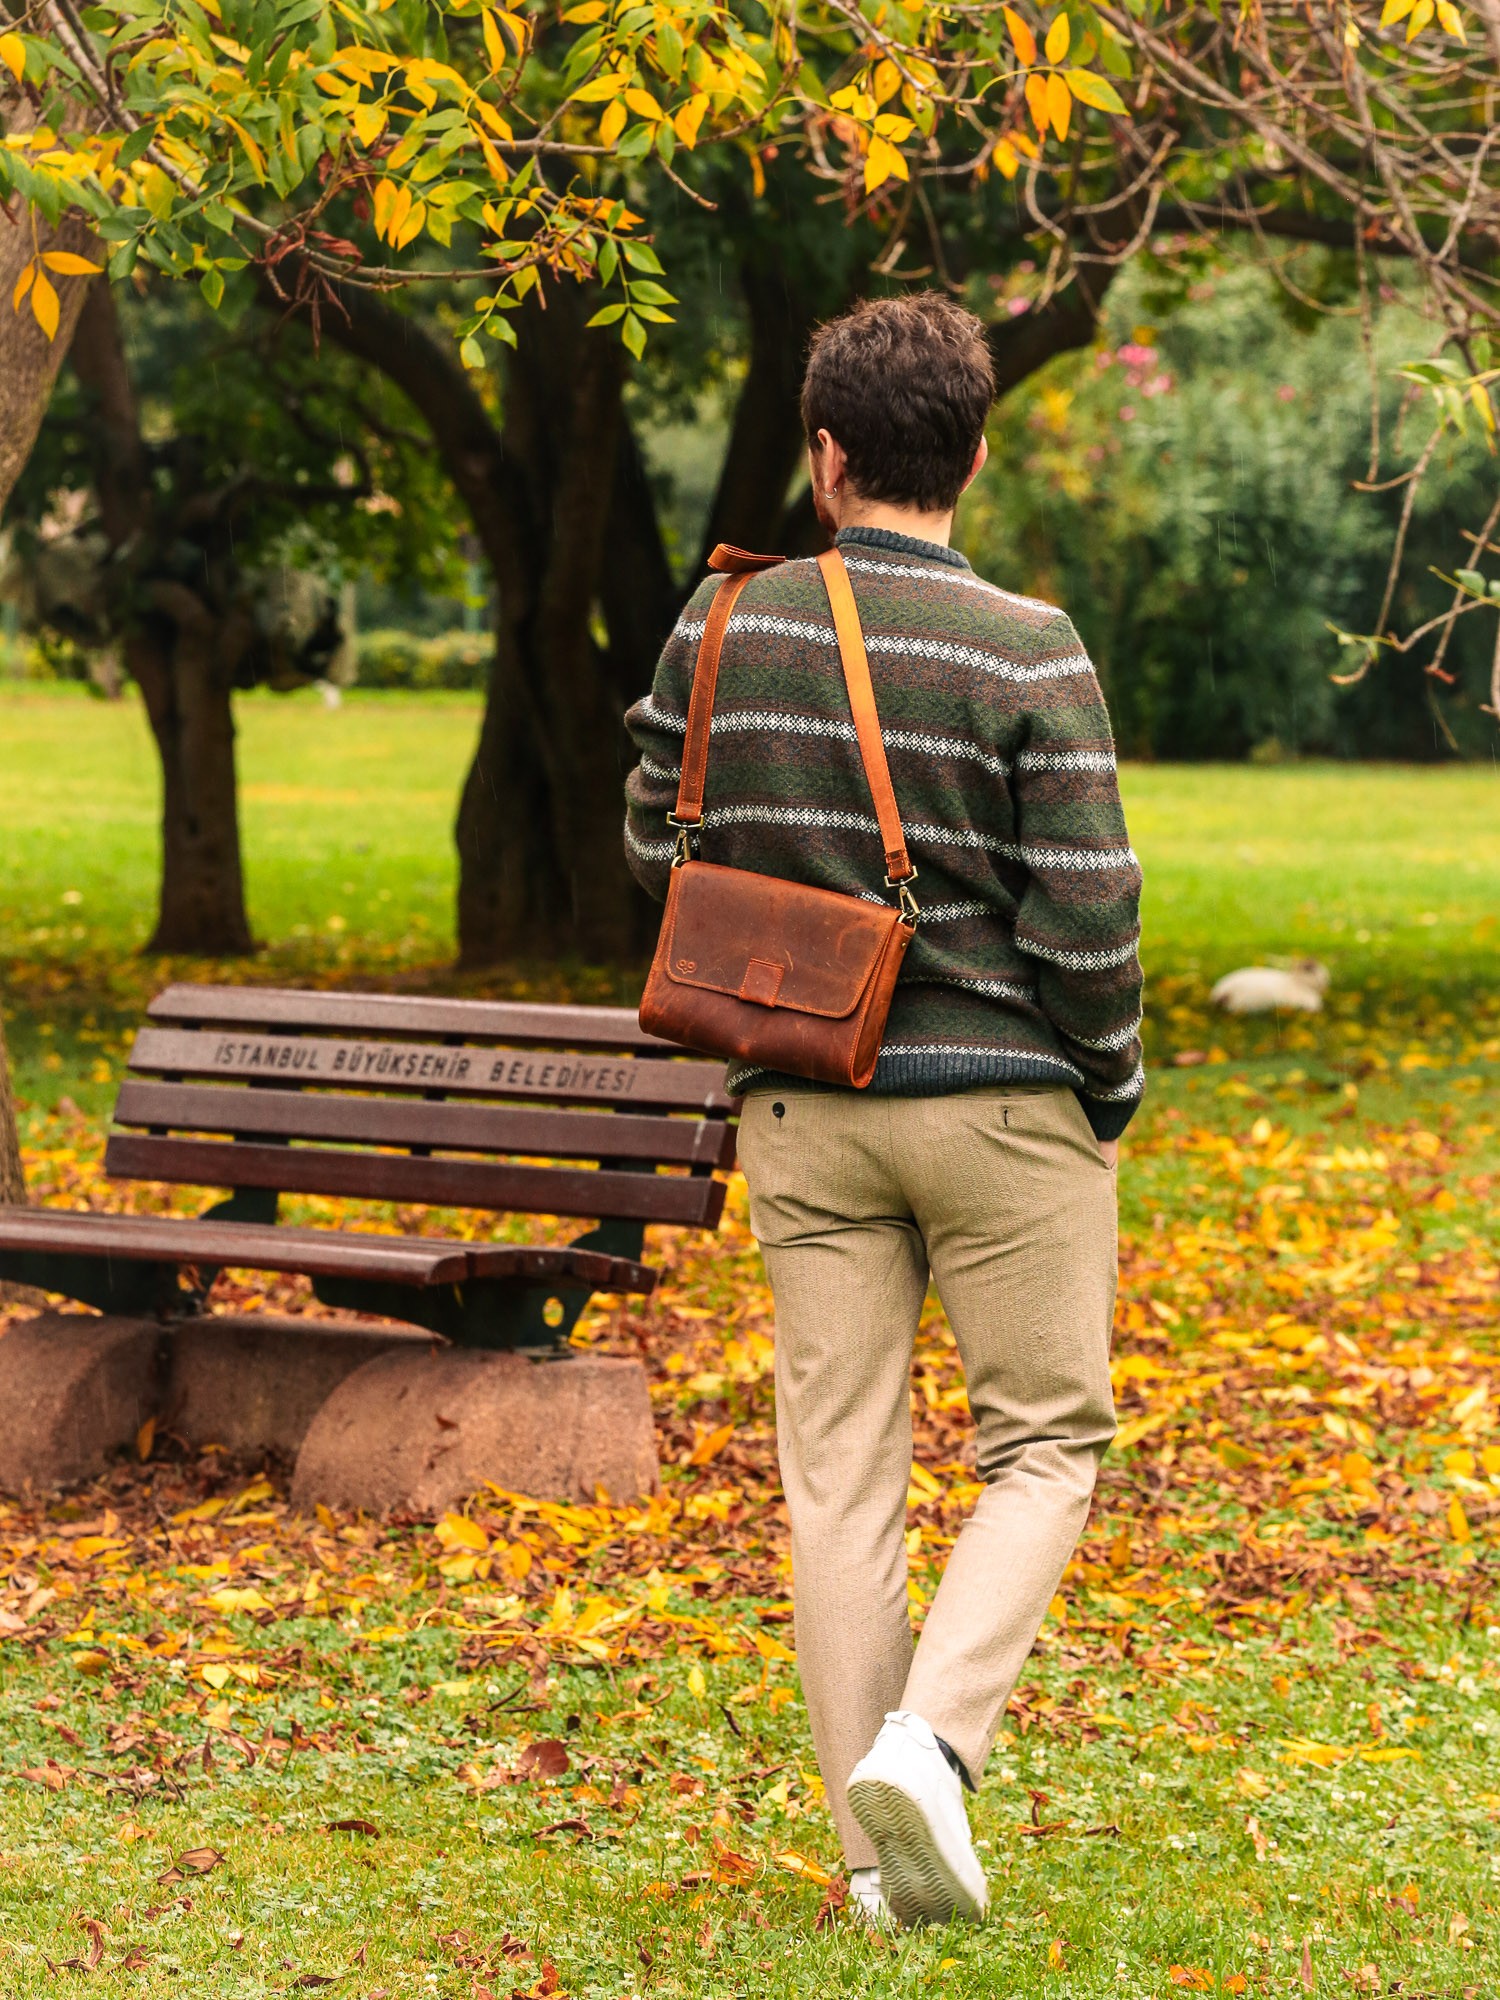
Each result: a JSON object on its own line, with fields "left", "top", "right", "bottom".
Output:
{"left": 1007, "top": 296, "right": 1030, "bottom": 316}
{"left": 1143, "top": 373, "right": 1173, "bottom": 397}
{"left": 1119, "top": 405, "right": 1137, "bottom": 422}
{"left": 1277, "top": 384, "right": 1297, "bottom": 402}
{"left": 1095, "top": 349, "right": 1115, "bottom": 369}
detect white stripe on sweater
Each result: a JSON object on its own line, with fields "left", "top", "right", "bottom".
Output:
{"left": 631, "top": 708, "right": 1012, "bottom": 781}
{"left": 633, "top": 801, "right": 1135, "bottom": 876}
{"left": 840, "top": 558, "right": 1062, "bottom": 618}
{"left": 1016, "top": 748, "right": 1117, "bottom": 774}
{"left": 916, "top": 899, "right": 994, "bottom": 923}
{"left": 928, "top": 976, "right": 1039, "bottom": 1002}
{"left": 839, "top": 558, "right": 1005, "bottom": 599}
{"left": 690, "top": 803, "right": 1135, "bottom": 871}
{"left": 625, "top": 820, "right": 675, "bottom": 862}
{"left": 1083, "top": 1060, "right": 1146, "bottom": 1102}
{"left": 1015, "top": 931, "right": 1142, "bottom": 971}
{"left": 671, "top": 615, "right": 1094, "bottom": 684}
{"left": 1071, "top": 1015, "right": 1144, "bottom": 1053}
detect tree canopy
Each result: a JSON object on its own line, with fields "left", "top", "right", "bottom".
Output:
{"left": 5, "top": 0, "right": 1496, "bottom": 693}
{"left": 3, "top": 0, "right": 1494, "bottom": 341}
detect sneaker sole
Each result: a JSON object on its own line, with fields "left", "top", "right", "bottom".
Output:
{"left": 847, "top": 1776, "right": 986, "bottom": 1929}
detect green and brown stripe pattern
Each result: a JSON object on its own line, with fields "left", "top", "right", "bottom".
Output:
{"left": 623, "top": 526, "right": 1145, "bottom": 1139}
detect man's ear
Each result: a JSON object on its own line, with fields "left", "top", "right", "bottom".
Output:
{"left": 960, "top": 435, "right": 990, "bottom": 494}
{"left": 814, "top": 428, "right": 848, "bottom": 496}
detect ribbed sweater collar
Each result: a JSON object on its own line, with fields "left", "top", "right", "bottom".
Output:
{"left": 835, "top": 524, "right": 971, "bottom": 571}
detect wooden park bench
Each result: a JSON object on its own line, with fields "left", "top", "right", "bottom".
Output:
{"left": 0, "top": 984, "right": 739, "bottom": 1353}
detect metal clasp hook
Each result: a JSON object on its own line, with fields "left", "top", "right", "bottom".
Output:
{"left": 886, "top": 865, "right": 920, "bottom": 926}
{"left": 667, "top": 814, "right": 699, "bottom": 867}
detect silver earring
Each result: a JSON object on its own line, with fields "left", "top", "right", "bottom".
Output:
{"left": 824, "top": 487, "right": 838, "bottom": 498}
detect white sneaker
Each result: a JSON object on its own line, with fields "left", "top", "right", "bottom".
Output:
{"left": 846, "top": 1712, "right": 988, "bottom": 1927}
{"left": 846, "top": 1866, "right": 888, "bottom": 1929}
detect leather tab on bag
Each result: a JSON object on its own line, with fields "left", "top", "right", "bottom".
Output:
{"left": 739, "top": 958, "right": 786, "bottom": 1007}
{"left": 708, "top": 545, "right": 787, "bottom": 574}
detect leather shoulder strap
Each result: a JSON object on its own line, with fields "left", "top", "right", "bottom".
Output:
{"left": 816, "top": 548, "right": 914, "bottom": 885}
{"left": 673, "top": 551, "right": 784, "bottom": 827}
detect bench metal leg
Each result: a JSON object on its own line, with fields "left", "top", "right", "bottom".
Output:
{"left": 0, "top": 1249, "right": 183, "bottom": 1319}
{"left": 307, "top": 1274, "right": 579, "bottom": 1353}
{"left": 309, "top": 1219, "right": 648, "bottom": 1354}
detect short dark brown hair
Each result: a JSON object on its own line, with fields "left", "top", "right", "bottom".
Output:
{"left": 801, "top": 294, "right": 996, "bottom": 513}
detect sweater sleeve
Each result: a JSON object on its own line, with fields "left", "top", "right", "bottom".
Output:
{"left": 621, "top": 577, "right": 720, "bottom": 903}
{"left": 1009, "top": 611, "right": 1145, "bottom": 1142}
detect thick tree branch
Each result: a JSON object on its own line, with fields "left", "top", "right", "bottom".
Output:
{"left": 293, "top": 277, "right": 530, "bottom": 599}
{"left": 68, "top": 282, "right": 150, "bottom": 548}
{"left": 987, "top": 264, "right": 1119, "bottom": 399}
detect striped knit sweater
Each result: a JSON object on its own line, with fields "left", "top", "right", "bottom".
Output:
{"left": 623, "top": 525, "right": 1145, "bottom": 1140}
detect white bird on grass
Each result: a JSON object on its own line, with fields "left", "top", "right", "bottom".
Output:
{"left": 1210, "top": 959, "right": 1330, "bottom": 1015}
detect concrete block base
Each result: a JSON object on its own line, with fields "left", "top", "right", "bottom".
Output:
{"left": 164, "top": 1316, "right": 430, "bottom": 1459}
{"left": 0, "top": 1312, "right": 162, "bottom": 1495}
{"left": 291, "top": 1348, "right": 660, "bottom": 1516}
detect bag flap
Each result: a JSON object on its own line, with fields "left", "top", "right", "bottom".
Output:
{"left": 661, "top": 862, "right": 901, "bottom": 1021}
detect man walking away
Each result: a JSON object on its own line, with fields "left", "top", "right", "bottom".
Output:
{"left": 623, "top": 294, "right": 1144, "bottom": 1928}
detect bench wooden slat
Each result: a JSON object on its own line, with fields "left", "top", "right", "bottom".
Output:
{"left": 112, "top": 1081, "right": 738, "bottom": 1172}
{"left": 148, "top": 984, "right": 676, "bottom": 1053}
{"left": 104, "top": 1134, "right": 728, "bottom": 1228}
{"left": 0, "top": 1210, "right": 657, "bottom": 1294}
{"left": 127, "top": 1028, "right": 733, "bottom": 1113}
{"left": 0, "top": 1209, "right": 470, "bottom": 1285}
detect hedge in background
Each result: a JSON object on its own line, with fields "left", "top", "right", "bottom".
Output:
{"left": 353, "top": 630, "right": 489, "bottom": 694}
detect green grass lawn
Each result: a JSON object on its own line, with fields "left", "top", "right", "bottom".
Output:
{"left": 1, "top": 686, "right": 1497, "bottom": 1997}
{"left": 1, "top": 684, "right": 1496, "bottom": 1121}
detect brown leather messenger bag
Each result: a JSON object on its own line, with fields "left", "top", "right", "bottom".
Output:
{"left": 638, "top": 542, "right": 919, "bottom": 1089}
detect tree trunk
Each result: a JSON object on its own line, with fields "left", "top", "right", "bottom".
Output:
{"left": 0, "top": 1007, "right": 33, "bottom": 1307}
{"left": 455, "top": 292, "right": 645, "bottom": 966}
{"left": 69, "top": 284, "right": 257, "bottom": 955}
{"left": 699, "top": 253, "right": 832, "bottom": 569}
{"left": 312, "top": 276, "right": 658, "bottom": 966}
{"left": 0, "top": 97, "right": 100, "bottom": 521}
{"left": 131, "top": 595, "right": 257, "bottom": 955}
{"left": 0, "top": 1011, "right": 24, "bottom": 1205}
{"left": 0, "top": 85, "right": 102, "bottom": 1216}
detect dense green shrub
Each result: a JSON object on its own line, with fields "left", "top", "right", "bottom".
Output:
{"left": 962, "top": 263, "right": 1496, "bottom": 761}
{"left": 354, "top": 628, "right": 490, "bottom": 691}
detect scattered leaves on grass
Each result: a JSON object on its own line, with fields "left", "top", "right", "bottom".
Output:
{"left": 158, "top": 1845, "right": 223, "bottom": 1884}
{"left": 0, "top": 1064, "right": 1494, "bottom": 1991}
{"left": 516, "top": 1739, "right": 571, "bottom": 1780}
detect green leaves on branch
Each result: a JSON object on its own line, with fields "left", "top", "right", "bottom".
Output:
{"left": 1399, "top": 354, "right": 1498, "bottom": 445}
{"left": 2, "top": 0, "right": 1147, "bottom": 358}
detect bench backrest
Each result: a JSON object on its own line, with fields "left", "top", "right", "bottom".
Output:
{"left": 106, "top": 985, "right": 738, "bottom": 1230}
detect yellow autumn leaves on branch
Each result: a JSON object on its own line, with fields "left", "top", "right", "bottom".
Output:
{"left": 1, "top": 0, "right": 1490, "bottom": 366}
{"left": 11, "top": 249, "right": 104, "bottom": 340}
{"left": 1003, "top": 5, "right": 1127, "bottom": 149}
{"left": 1379, "top": 0, "right": 1468, "bottom": 40}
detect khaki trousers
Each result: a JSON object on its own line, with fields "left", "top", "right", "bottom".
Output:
{"left": 736, "top": 1085, "right": 1118, "bottom": 1868}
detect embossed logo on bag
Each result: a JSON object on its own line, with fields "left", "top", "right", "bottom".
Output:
{"left": 675, "top": 958, "right": 697, "bottom": 973}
